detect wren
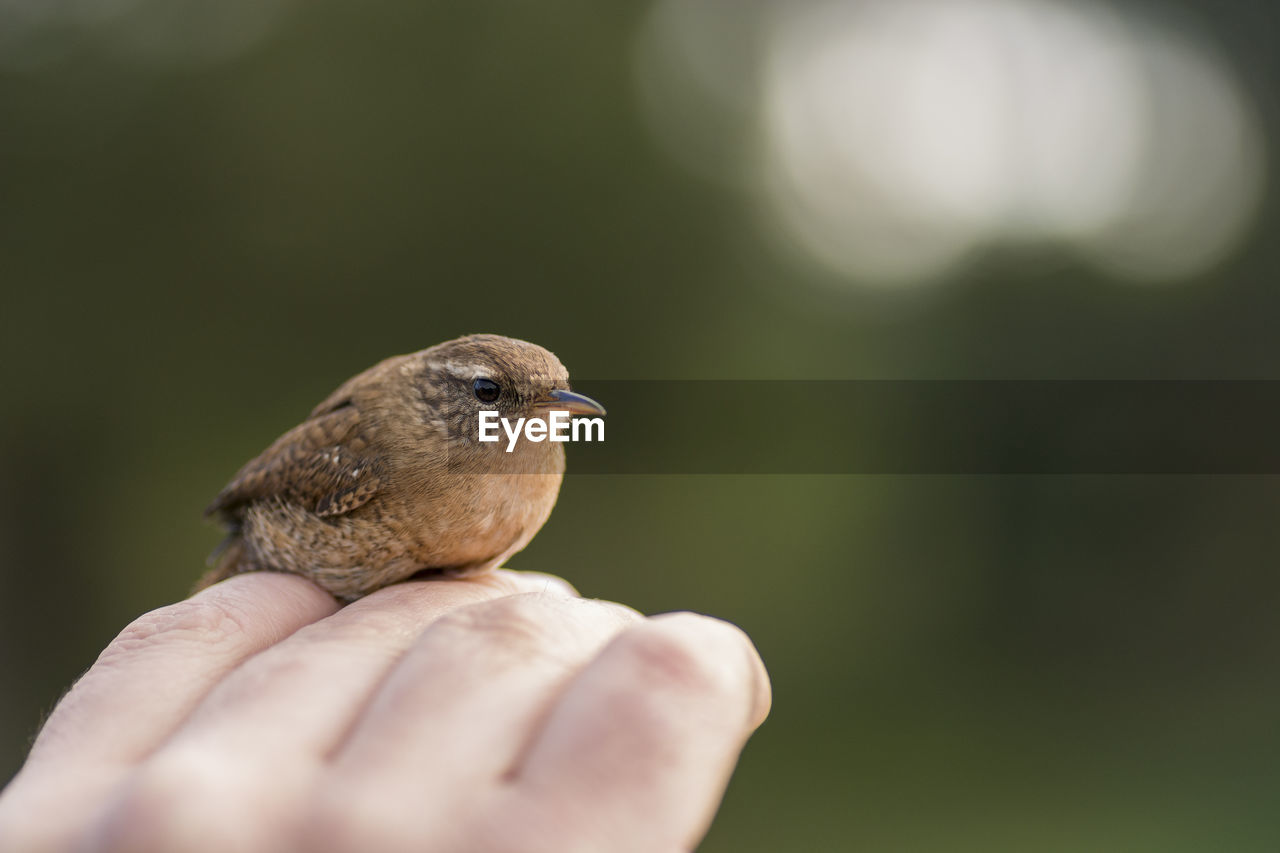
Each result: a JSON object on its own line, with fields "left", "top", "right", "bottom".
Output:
{"left": 197, "top": 334, "right": 605, "bottom": 601}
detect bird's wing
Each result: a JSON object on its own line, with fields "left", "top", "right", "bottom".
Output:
{"left": 206, "top": 402, "right": 384, "bottom": 521}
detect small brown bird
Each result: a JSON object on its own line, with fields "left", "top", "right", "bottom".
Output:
{"left": 197, "top": 334, "right": 605, "bottom": 601}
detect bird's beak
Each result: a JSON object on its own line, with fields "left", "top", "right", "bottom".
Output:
{"left": 533, "top": 389, "right": 607, "bottom": 417}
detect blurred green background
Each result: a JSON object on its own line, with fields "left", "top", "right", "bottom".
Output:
{"left": 2, "top": 0, "right": 1279, "bottom": 850}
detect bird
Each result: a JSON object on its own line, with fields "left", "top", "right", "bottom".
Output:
{"left": 196, "top": 334, "right": 605, "bottom": 602}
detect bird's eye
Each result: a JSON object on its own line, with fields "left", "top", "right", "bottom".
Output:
{"left": 473, "top": 378, "right": 501, "bottom": 403}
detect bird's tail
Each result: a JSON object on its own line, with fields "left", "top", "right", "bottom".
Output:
{"left": 192, "top": 535, "right": 249, "bottom": 595}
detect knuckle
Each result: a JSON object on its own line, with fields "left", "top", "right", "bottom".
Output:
{"left": 584, "top": 598, "right": 645, "bottom": 626}
{"left": 0, "top": 787, "right": 87, "bottom": 852}
{"left": 650, "top": 612, "right": 771, "bottom": 726}
{"left": 358, "top": 578, "right": 458, "bottom": 610}
{"left": 305, "top": 607, "right": 416, "bottom": 648}
{"left": 486, "top": 569, "right": 579, "bottom": 598}
{"left": 433, "top": 593, "right": 569, "bottom": 655}
{"left": 614, "top": 613, "right": 752, "bottom": 698}
{"left": 93, "top": 753, "right": 216, "bottom": 852}
{"left": 423, "top": 595, "right": 640, "bottom": 674}
{"left": 106, "top": 598, "right": 248, "bottom": 658}
{"left": 96, "top": 750, "right": 293, "bottom": 853}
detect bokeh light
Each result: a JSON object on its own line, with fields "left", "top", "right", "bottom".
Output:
{"left": 635, "top": 0, "right": 1267, "bottom": 288}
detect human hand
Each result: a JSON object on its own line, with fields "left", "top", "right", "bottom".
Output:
{"left": 0, "top": 571, "right": 770, "bottom": 852}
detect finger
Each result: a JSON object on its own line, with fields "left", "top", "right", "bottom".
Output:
{"left": 504, "top": 570, "right": 580, "bottom": 597}
{"left": 452, "top": 568, "right": 581, "bottom": 599}
{"left": 27, "top": 572, "right": 338, "bottom": 771}
{"left": 307, "top": 593, "right": 640, "bottom": 848}
{"left": 159, "top": 569, "right": 577, "bottom": 762}
{"left": 507, "top": 612, "right": 771, "bottom": 853}
{"left": 80, "top": 571, "right": 576, "bottom": 853}
{"left": 0, "top": 573, "right": 336, "bottom": 852}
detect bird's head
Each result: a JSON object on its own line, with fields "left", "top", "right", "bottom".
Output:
{"left": 411, "top": 334, "right": 605, "bottom": 469}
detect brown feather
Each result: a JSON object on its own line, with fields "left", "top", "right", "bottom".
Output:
{"left": 206, "top": 402, "right": 384, "bottom": 521}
